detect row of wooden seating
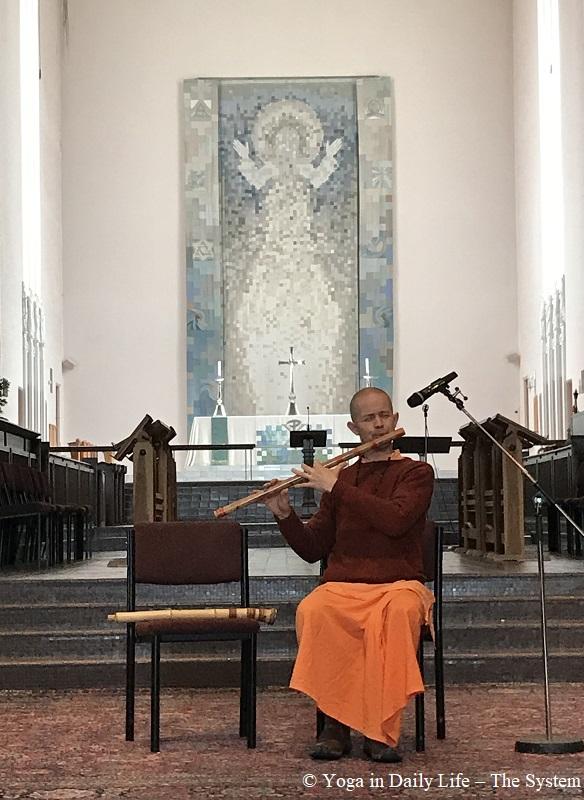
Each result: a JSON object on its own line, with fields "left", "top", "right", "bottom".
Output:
{"left": 0, "top": 461, "right": 90, "bottom": 569}
{"left": 49, "top": 456, "right": 94, "bottom": 560}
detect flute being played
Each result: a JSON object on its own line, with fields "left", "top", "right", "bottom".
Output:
{"left": 108, "top": 607, "right": 278, "bottom": 625}
{"left": 214, "top": 427, "right": 405, "bottom": 518}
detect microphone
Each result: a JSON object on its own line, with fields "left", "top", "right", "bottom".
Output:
{"left": 406, "top": 372, "right": 458, "bottom": 408}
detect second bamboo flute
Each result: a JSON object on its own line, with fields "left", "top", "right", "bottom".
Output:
{"left": 214, "top": 427, "right": 405, "bottom": 518}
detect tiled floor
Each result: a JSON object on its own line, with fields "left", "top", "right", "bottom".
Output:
{"left": 1, "top": 546, "right": 584, "bottom": 581}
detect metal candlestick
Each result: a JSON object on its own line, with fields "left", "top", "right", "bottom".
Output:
{"left": 213, "top": 360, "right": 226, "bottom": 417}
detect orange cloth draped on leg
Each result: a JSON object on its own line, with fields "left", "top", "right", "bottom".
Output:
{"left": 290, "top": 580, "right": 434, "bottom": 747}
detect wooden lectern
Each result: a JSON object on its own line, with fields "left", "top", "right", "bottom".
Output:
{"left": 114, "top": 415, "right": 177, "bottom": 523}
{"left": 459, "top": 414, "right": 547, "bottom": 559}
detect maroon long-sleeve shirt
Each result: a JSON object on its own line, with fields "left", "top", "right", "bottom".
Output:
{"left": 276, "top": 456, "right": 434, "bottom": 584}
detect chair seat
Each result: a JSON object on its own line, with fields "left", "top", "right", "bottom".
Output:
{"left": 135, "top": 616, "right": 261, "bottom": 636}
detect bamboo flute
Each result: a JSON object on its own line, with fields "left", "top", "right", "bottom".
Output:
{"left": 214, "top": 427, "right": 405, "bottom": 518}
{"left": 108, "top": 607, "right": 277, "bottom": 625}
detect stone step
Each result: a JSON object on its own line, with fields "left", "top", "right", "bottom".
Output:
{"left": 0, "top": 654, "right": 294, "bottom": 690}
{"left": 439, "top": 621, "right": 584, "bottom": 651}
{"left": 441, "top": 650, "right": 584, "bottom": 683}
{"left": 0, "top": 602, "right": 297, "bottom": 630}
{"left": 440, "top": 595, "right": 584, "bottom": 623}
{"left": 0, "top": 627, "right": 297, "bottom": 659}
{"left": 1, "top": 595, "right": 584, "bottom": 631}
{"left": 0, "top": 576, "right": 318, "bottom": 605}
{"left": 2, "top": 618, "right": 583, "bottom": 660}
{"left": 0, "top": 649, "right": 582, "bottom": 690}
{"left": 2, "top": 572, "right": 584, "bottom": 606}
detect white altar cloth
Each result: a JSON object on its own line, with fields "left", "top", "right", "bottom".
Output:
{"left": 184, "top": 414, "right": 355, "bottom": 471}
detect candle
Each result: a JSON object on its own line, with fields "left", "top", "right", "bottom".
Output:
{"left": 365, "top": 358, "right": 370, "bottom": 374}
{"left": 217, "top": 360, "right": 222, "bottom": 378}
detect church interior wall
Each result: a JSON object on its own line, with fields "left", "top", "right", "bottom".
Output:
{"left": 0, "top": 0, "right": 63, "bottom": 433}
{"left": 514, "top": 0, "right": 584, "bottom": 431}
{"left": 559, "top": 0, "right": 584, "bottom": 400}
{"left": 0, "top": 0, "right": 24, "bottom": 422}
{"left": 513, "top": 0, "right": 543, "bottom": 423}
{"left": 39, "top": 0, "right": 65, "bottom": 438}
{"left": 58, "top": 0, "right": 519, "bottom": 460}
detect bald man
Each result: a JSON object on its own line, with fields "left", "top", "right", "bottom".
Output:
{"left": 263, "top": 388, "right": 434, "bottom": 762}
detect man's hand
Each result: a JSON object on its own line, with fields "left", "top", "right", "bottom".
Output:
{"left": 260, "top": 479, "right": 292, "bottom": 519}
{"left": 291, "top": 461, "right": 346, "bottom": 494}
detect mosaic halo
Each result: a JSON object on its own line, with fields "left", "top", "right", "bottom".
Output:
{"left": 252, "top": 99, "right": 324, "bottom": 163}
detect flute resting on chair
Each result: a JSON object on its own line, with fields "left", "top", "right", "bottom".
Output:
{"left": 260, "top": 387, "right": 435, "bottom": 763}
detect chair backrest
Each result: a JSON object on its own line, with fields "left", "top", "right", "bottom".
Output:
{"left": 421, "top": 519, "right": 444, "bottom": 589}
{"left": 132, "top": 520, "right": 244, "bottom": 586}
{"left": 421, "top": 519, "right": 437, "bottom": 584}
{"left": 420, "top": 520, "right": 444, "bottom": 637}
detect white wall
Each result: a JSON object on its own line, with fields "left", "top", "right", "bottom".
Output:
{"left": 0, "top": 0, "right": 23, "bottom": 420}
{"left": 39, "top": 0, "right": 65, "bottom": 438}
{"left": 0, "top": 0, "right": 63, "bottom": 432}
{"left": 560, "top": 0, "right": 584, "bottom": 395}
{"left": 513, "top": 0, "right": 542, "bottom": 420}
{"left": 514, "top": 0, "right": 584, "bottom": 427}
{"left": 61, "top": 0, "right": 518, "bottom": 454}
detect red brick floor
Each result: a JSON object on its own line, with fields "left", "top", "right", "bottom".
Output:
{"left": 1, "top": 684, "right": 583, "bottom": 799}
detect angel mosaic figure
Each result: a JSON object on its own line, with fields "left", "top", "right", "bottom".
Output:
{"left": 225, "top": 99, "right": 356, "bottom": 416}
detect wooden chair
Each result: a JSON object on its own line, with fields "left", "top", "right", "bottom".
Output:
{"left": 316, "top": 520, "right": 446, "bottom": 751}
{"left": 125, "top": 520, "right": 259, "bottom": 752}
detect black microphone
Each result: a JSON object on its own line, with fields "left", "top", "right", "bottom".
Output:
{"left": 406, "top": 372, "right": 458, "bottom": 408}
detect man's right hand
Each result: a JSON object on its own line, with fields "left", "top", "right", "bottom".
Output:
{"left": 261, "top": 479, "right": 292, "bottom": 519}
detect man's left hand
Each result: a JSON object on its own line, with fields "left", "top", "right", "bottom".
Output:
{"left": 291, "top": 460, "right": 346, "bottom": 493}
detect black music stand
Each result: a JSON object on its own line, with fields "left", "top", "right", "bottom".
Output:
{"left": 337, "top": 436, "right": 452, "bottom": 455}
{"left": 290, "top": 429, "right": 328, "bottom": 516}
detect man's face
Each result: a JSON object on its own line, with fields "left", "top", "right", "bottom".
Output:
{"left": 347, "top": 391, "right": 397, "bottom": 445}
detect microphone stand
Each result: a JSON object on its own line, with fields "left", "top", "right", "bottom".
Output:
{"left": 422, "top": 403, "right": 429, "bottom": 463}
{"left": 438, "top": 383, "right": 584, "bottom": 755}
{"left": 301, "top": 406, "right": 317, "bottom": 517}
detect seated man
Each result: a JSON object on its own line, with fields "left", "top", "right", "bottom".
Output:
{"left": 262, "top": 387, "right": 434, "bottom": 762}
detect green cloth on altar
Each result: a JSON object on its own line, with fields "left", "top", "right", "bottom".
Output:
{"left": 211, "top": 416, "right": 228, "bottom": 465}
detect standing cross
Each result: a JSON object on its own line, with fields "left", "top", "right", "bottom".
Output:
{"left": 279, "top": 346, "right": 305, "bottom": 416}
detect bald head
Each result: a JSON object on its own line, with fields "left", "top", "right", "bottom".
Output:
{"left": 349, "top": 387, "right": 393, "bottom": 422}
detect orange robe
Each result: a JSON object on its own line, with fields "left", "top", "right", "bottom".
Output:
{"left": 276, "top": 456, "right": 435, "bottom": 746}
{"left": 290, "top": 580, "right": 434, "bottom": 746}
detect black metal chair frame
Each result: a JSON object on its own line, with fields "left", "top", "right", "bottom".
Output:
{"left": 316, "top": 521, "right": 446, "bottom": 752}
{"left": 125, "top": 522, "right": 258, "bottom": 753}
{"left": 414, "top": 521, "right": 446, "bottom": 751}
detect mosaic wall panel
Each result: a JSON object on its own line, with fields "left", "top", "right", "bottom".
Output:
{"left": 184, "top": 77, "right": 394, "bottom": 426}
